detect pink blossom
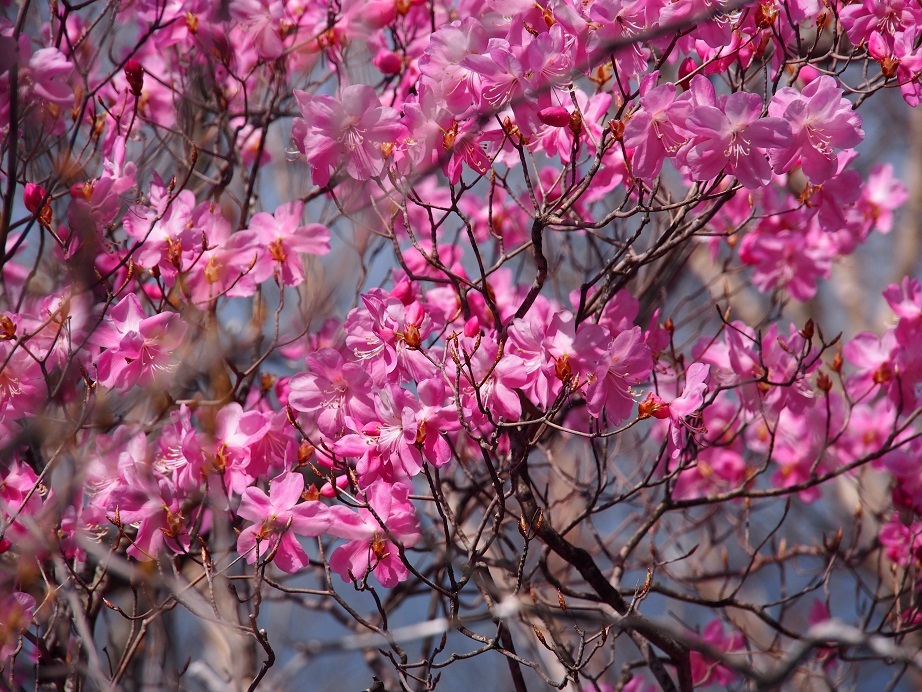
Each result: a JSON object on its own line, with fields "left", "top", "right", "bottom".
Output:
{"left": 689, "top": 620, "right": 745, "bottom": 687}
{"left": 248, "top": 201, "right": 330, "bottom": 286}
{"left": 767, "top": 76, "right": 864, "bottom": 184}
{"left": 236, "top": 471, "right": 332, "bottom": 573}
{"left": 293, "top": 85, "right": 405, "bottom": 187}
{"left": 288, "top": 348, "right": 377, "bottom": 438}
{"left": 684, "top": 91, "right": 792, "bottom": 189}
{"left": 623, "top": 75, "right": 690, "bottom": 182}
{"left": 328, "top": 481, "right": 421, "bottom": 588}
{"left": 417, "top": 18, "right": 490, "bottom": 117}
{"left": 738, "top": 225, "right": 831, "bottom": 301}
{"left": 0, "top": 591, "right": 36, "bottom": 661}
{"left": 207, "top": 403, "right": 272, "bottom": 494}
{"left": 879, "top": 514, "right": 922, "bottom": 567}
{"left": 23, "top": 46, "right": 75, "bottom": 108}
{"left": 344, "top": 291, "right": 438, "bottom": 385}
{"left": 585, "top": 326, "right": 652, "bottom": 425}
{"left": 859, "top": 163, "right": 908, "bottom": 234}
{"left": 90, "top": 294, "right": 187, "bottom": 393}
{"left": 112, "top": 462, "right": 195, "bottom": 561}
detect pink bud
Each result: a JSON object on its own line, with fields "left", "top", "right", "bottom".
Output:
{"left": 23, "top": 183, "right": 46, "bottom": 214}
{"left": 538, "top": 106, "right": 571, "bottom": 128}
{"left": 124, "top": 59, "right": 144, "bottom": 96}
{"left": 797, "top": 65, "right": 820, "bottom": 85}
{"left": 679, "top": 57, "right": 697, "bottom": 82}
{"left": 373, "top": 50, "right": 402, "bottom": 75}
{"left": 320, "top": 475, "right": 349, "bottom": 498}
{"left": 391, "top": 277, "right": 414, "bottom": 304}
{"left": 362, "top": 421, "right": 382, "bottom": 436}
{"left": 464, "top": 316, "right": 480, "bottom": 338}
{"left": 405, "top": 302, "right": 424, "bottom": 327}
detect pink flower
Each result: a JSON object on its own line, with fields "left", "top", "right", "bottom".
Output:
{"left": 23, "top": 46, "right": 75, "bottom": 108}
{"left": 0, "top": 591, "right": 36, "bottom": 661}
{"left": 327, "top": 481, "right": 421, "bottom": 588}
{"left": 689, "top": 620, "right": 745, "bottom": 687}
{"left": 640, "top": 363, "right": 710, "bottom": 458}
{"left": 859, "top": 163, "right": 908, "bottom": 234}
{"left": 248, "top": 201, "right": 330, "bottom": 286}
{"left": 585, "top": 326, "right": 653, "bottom": 425}
{"left": 207, "top": 403, "right": 272, "bottom": 494}
{"left": 228, "top": 0, "right": 286, "bottom": 59}
{"left": 768, "top": 76, "right": 864, "bottom": 184}
{"left": 417, "top": 18, "right": 490, "bottom": 117}
{"left": 623, "top": 75, "right": 690, "bottom": 182}
{"left": 343, "top": 290, "right": 438, "bottom": 385}
{"left": 90, "top": 294, "right": 186, "bottom": 393}
{"left": 236, "top": 471, "right": 333, "bottom": 573}
{"left": 293, "top": 85, "right": 405, "bottom": 187}
{"left": 738, "top": 225, "right": 831, "bottom": 302}
{"left": 684, "top": 91, "right": 792, "bottom": 189}
{"left": 112, "top": 462, "right": 195, "bottom": 561}
{"left": 288, "top": 348, "right": 377, "bottom": 438}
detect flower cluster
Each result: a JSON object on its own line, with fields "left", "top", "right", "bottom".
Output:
{"left": 2, "top": 0, "right": 921, "bottom": 688}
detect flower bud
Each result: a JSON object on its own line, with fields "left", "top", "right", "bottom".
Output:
{"left": 538, "top": 106, "right": 570, "bottom": 128}
{"left": 678, "top": 57, "right": 697, "bottom": 90}
{"left": 24, "top": 183, "right": 52, "bottom": 226}
{"left": 23, "top": 183, "right": 46, "bottom": 214}
{"left": 405, "top": 301, "right": 424, "bottom": 327}
{"left": 124, "top": 59, "right": 144, "bottom": 97}
{"left": 320, "top": 474, "right": 349, "bottom": 498}
{"left": 464, "top": 316, "right": 480, "bottom": 338}
{"left": 390, "top": 277, "right": 414, "bottom": 304}
{"left": 373, "top": 50, "right": 402, "bottom": 75}
{"left": 797, "top": 65, "right": 820, "bottom": 85}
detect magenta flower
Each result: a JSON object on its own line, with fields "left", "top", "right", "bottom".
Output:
{"left": 0, "top": 591, "right": 36, "bottom": 661}
{"left": 248, "top": 201, "right": 330, "bottom": 286}
{"left": 417, "top": 17, "right": 490, "bottom": 117}
{"left": 327, "top": 481, "right": 421, "bottom": 588}
{"left": 343, "top": 290, "right": 438, "bottom": 385}
{"left": 585, "top": 327, "right": 653, "bottom": 425}
{"left": 23, "top": 46, "right": 75, "bottom": 108}
{"left": 288, "top": 348, "right": 377, "bottom": 437}
{"left": 208, "top": 403, "right": 272, "bottom": 494}
{"left": 737, "top": 226, "right": 831, "bottom": 301}
{"left": 236, "top": 471, "right": 332, "bottom": 573}
{"left": 623, "top": 75, "right": 692, "bottom": 182}
{"left": 90, "top": 294, "right": 187, "bottom": 392}
{"left": 768, "top": 76, "right": 864, "bottom": 184}
{"left": 293, "top": 85, "right": 405, "bottom": 187}
{"left": 640, "top": 363, "right": 710, "bottom": 457}
{"left": 859, "top": 163, "right": 908, "bottom": 234}
{"left": 110, "top": 459, "right": 196, "bottom": 561}
{"left": 684, "top": 91, "right": 792, "bottom": 189}
{"left": 689, "top": 620, "right": 745, "bottom": 687}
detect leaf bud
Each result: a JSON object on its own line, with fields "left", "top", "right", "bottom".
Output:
{"left": 816, "top": 370, "right": 832, "bottom": 393}
{"left": 608, "top": 119, "right": 625, "bottom": 140}
{"left": 568, "top": 109, "right": 583, "bottom": 136}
